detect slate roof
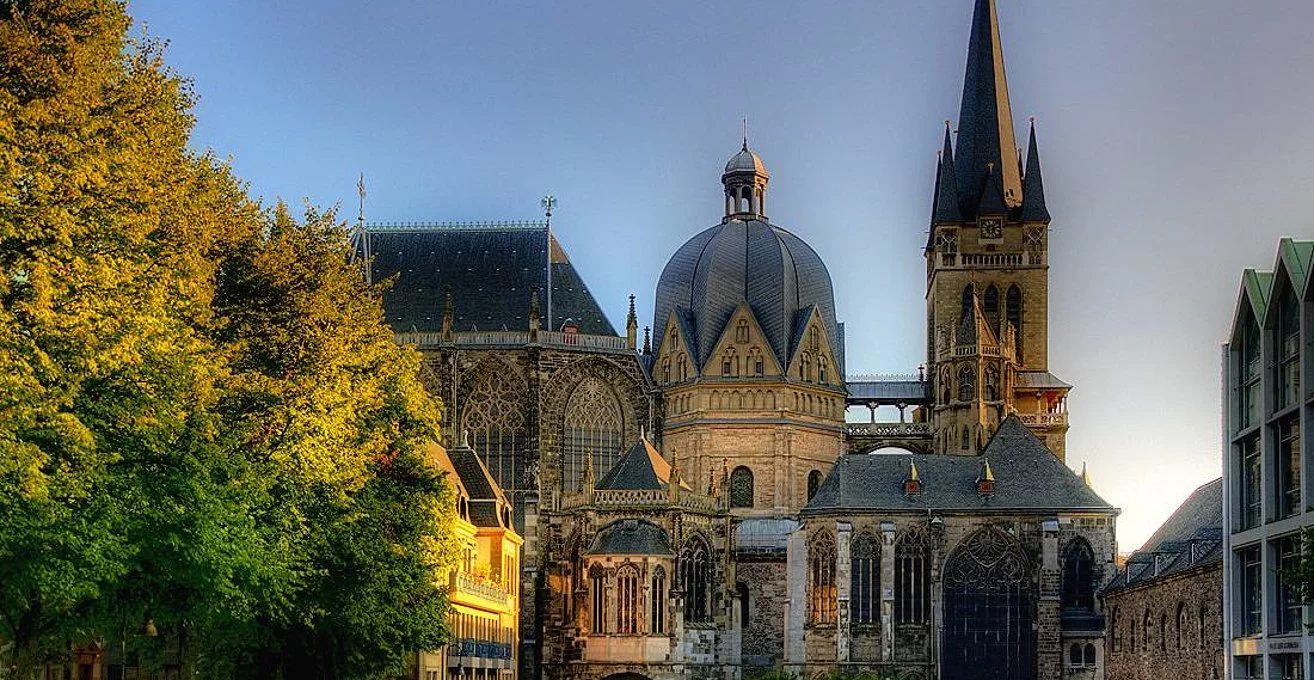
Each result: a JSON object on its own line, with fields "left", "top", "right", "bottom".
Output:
{"left": 588, "top": 519, "right": 674, "bottom": 556}
{"left": 446, "top": 444, "right": 513, "bottom": 529}
{"left": 803, "top": 415, "right": 1113, "bottom": 513}
{"left": 595, "top": 437, "right": 691, "bottom": 492}
{"left": 1019, "top": 122, "right": 1050, "bottom": 222}
{"left": 1016, "top": 371, "right": 1073, "bottom": 390}
{"left": 954, "top": 0, "right": 1021, "bottom": 215}
{"left": 653, "top": 218, "right": 842, "bottom": 374}
{"left": 362, "top": 223, "right": 615, "bottom": 336}
{"left": 1103, "top": 478, "right": 1222, "bottom": 593}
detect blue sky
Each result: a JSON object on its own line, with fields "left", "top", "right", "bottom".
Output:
{"left": 126, "top": 0, "right": 1314, "bottom": 549}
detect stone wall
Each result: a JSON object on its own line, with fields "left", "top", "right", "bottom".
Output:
{"left": 1101, "top": 562, "right": 1223, "bottom": 680}
{"left": 737, "top": 557, "right": 786, "bottom": 670}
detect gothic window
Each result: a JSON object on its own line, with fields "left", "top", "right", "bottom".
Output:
{"left": 1198, "top": 604, "right": 1207, "bottom": 647}
{"left": 961, "top": 284, "right": 975, "bottom": 320}
{"left": 1159, "top": 613, "right": 1168, "bottom": 651}
{"left": 940, "top": 368, "right": 952, "bottom": 404}
{"left": 984, "top": 284, "right": 999, "bottom": 328}
{"left": 1277, "top": 283, "right": 1300, "bottom": 408}
{"left": 984, "top": 365, "right": 999, "bottom": 401}
{"left": 809, "top": 530, "right": 837, "bottom": 625}
{"left": 818, "top": 356, "right": 828, "bottom": 384}
{"left": 590, "top": 565, "right": 606, "bottom": 633}
{"left": 1006, "top": 285, "right": 1022, "bottom": 361}
{"left": 1061, "top": 538, "right": 1095, "bottom": 612}
{"left": 730, "top": 466, "right": 754, "bottom": 508}
{"left": 617, "top": 565, "right": 641, "bottom": 634}
{"left": 562, "top": 377, "right": 624, "bottom": 494}
{"left": 751, "top": 348, "right": 765, "bottom": 377}
{"left": 678, "top": 355, "right": 688, "bottom": 381}
{"left": 670, "top": 328, "right": 679, "bottom": 349}
{"left": 736, "top": 319, "right": 750, "bottom": 343}
{"left": 1110, "top": 608, "right": 1120, "bottom": 651}
{"left": 1142, "top": 610, "right": 1152, "bottom": 651}
{"left": 809, "top": 327, "right": 820, "bottom": 352}
{"left": 957, "top": 364, "right": 974, "bottom": 402}
{"left": 1129, "top": 607, "right": 1136, "bottom": 651}
{"left": 650, "top": 566, "right": 666, "bottom": 634}
{"left": 851, "top": 533, "right": 880, "bottom": 625}
{"left": 895, "top": 528, "right": 930, "bottom": 624}
{"left": 942, "top": 528, "right": 1035, "bottom": 680}
{"left": 679, "top": 536, "right": 711, "bottom": 624}
{"left": 1068, "top": 643, "right": 1082, "bottom": 666}
{"left": 961, "top": 426, "right": 970, "bottom": 451}
{"left": 722, "top": 353, "right": 733, "bottom": 377}
{"left": 662, "top": 359, "right": 670, "bottom": 383}
{"left": 463, "top": 368, "right": 527, "bottom": 497}
{"left": 807, "top": 470, "right": 823, "bottom": 502}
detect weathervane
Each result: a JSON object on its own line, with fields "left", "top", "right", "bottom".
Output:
{"left": 541, "top": 194, "right": 557, "bottom": 228}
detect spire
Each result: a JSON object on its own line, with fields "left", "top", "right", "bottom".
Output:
{"left": 626, "top": 294, "right": 638, "bottom": 350}
{"left": 1079, "top": 461, "right": 1092, "bottom": 487}
{"left": 1020, "top": 118, "right": 1051, "bottom": 222}
{"left": 955, "top": 0, "right": 1022, "bottom": 213}
{"left": 976, "top": 162, "right": 1008, "bottom": 216}
{"left": 642, "top": 326, "right": 652, "bottom": 355}
{"left": 932, "top": 121, "right": 964, "bottom": 225}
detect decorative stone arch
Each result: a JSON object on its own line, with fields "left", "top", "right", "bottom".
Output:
{"left": 540, "top": 356, "right": 648, "bottom": 495}
{"left": 458, "top": 356, "right": 530, "bottom": 494}
{"left": 942, "top": 527, "right": 1036, "bottom": 680}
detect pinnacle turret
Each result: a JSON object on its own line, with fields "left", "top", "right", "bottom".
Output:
{"left": 1020, "top": 119, "right": 1051, "bottom": 223}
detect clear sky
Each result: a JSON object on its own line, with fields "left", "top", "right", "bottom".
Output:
{"left": 125, "top": 0, "right": 1314, "bottom": 550}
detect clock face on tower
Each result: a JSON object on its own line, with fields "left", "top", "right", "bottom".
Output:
{"left": 979, "top": 217, "right": 1003, "bottom": 240}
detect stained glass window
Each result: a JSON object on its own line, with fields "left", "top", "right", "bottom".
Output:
{"left": 562, "top": 377, "right": 623, "bottom": 493}
{"left": 730, "top": 466, "right": 754, "bottom": 509}
{"left": 942, "top": 528, "right": 1035, "bottom": 680}
{"left": 809, "top": 531, "right": 837, "bottom": 625}
{"left": 679, "top": 537, "right": 711, "bottom": 624}
{"left": 851, "top": 533, "right": 879, "bottom": 624}
{"left": 895, "top": 529, "right": 930, "bottom": 624}
{"left": 463, "top": 368, "right": 527, "bottom": 496}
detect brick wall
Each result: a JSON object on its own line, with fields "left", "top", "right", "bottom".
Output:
{"left": 1100, "top": 563, "right": 1223, "bottom": 680}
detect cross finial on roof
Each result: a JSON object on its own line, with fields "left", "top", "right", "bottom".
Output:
{"left": 742, "top": 116, "right": 749, "bottom": 151}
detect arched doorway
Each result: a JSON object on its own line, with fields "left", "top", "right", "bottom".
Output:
{"left": 942, "top": 528, "right": 1035, "bottom": 680}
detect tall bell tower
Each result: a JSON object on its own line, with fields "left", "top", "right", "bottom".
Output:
{"left": 925, "top": 0, "right": 1070, "bottom": 460}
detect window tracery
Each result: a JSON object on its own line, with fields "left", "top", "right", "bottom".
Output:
{"left": 463, "top": 368, "right": 527, "bottom": 495}
{"left": 562, "top": 376, "right": 624, "bottom": 493}
{"left": 942, "top": 528, "right": 1034, "bottom": 680}
{"left": 679, "top": 537, "right": 712, "bottom": 624}
{"left": 809, "top": 530, "right": 837, "bottom": 625}
{"left": 957, "top": 364, "right": 975, "bottom": 402}
{"left": 650, "top": 566, "right": 666, "bottom": 634}
{"left": 895, "top": 528, "right": 930, "bottom": 624}
{"left": 1061, "top": 538, "right": 1095, "bottom": 612}
{"left": 730, "top": 466, "right": 754, "bottom": 508}
{"left": 617, "top": 565, "right": 641, "bottom": 634}
{"left": 851, "top": 532, "right": 879, "bottom": 625}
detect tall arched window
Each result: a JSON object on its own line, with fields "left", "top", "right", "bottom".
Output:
{"left": 1110, "top": 608, "right": 1120, "bottom": 651}
{"left": 1198, "top": 603, "right": 1207, "bottom": 648}
{"left": 957, "top": 364, "right": 975, "bottom": 402}
{"left": 1061, "top": 539, "right": 1095, "bottom": 612}
{"left": 1006, "top": 285, "right": 1022, "bottom": 361}
{"left": 730, "top": 467, "right": 754, "bottom": 508}
{"left": 851, "top": 533, "right": 880, "bottom": 625}
{"left": 463, "top": 368, "right": 527, "bottom": 498}
{"left": 984, "top": 365, "right": 999, "bottom": 401}
{"left": 1177, "top": 601, "right": 1187, "bottom": 649}
{"left": 650, "top": 566, "right": 666, "bottom": 634}
{"left": 562, "top": 377, "right": 624, "bottom": 493}
{"left": 809, "top": 530, "right": 837, "bottom": 625}
{"left": 940, "top": 368, "right": 952, "bottom": 404}
{"left": 616, "top": 565, "right": 640, "bottom": 634}
{"left": 895, "top": 529, "right": 930, "bottom": 624}
{"left": 590, "top": 564, "right": 606, "bottom": 633}
{"left": 679, "top": 536, "right": 711, "bottom": 624}
{"left": 961, "top": 284, "right": 975, "bottom": 320}
{"left": 1143, "top": 610, "right": 1152, "bottom": 652}
{"left": 807, "top": 470, "right": 823, "bottom": 502}
{"left": 942, "top": 528, "right": 1035, "bottom": 680}
{"left": 1159, "top": 613, "right": 1168, "bottom": 651}
{"left": 984, "top": 284, "right": 1000, "bottom": 328}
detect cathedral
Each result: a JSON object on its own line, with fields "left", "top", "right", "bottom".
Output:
{"left": 362, "top": 2, "right": 1118, "bottom": 680}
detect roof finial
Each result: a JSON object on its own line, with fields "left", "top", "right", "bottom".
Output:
{"left": 742, "top": 116, "right": 749, "bottom": 151}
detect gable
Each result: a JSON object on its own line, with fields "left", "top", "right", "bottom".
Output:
{"left": 701, "top": 303, "right": 785, "bottom": 378}
{"left": 785, "top": 306, "right": 842, "bottom": 387}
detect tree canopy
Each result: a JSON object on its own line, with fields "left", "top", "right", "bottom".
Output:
{"left": 0, "top": 1, "right": 456, "bottom": 677}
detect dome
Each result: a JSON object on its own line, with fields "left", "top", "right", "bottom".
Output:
{"left": 723, "top": 144, "right": 769, "bottom": 177}
{"left": 652, "top": 218, "right": 841, "bottom": 371}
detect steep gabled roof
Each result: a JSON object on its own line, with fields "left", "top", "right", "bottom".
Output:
{"left": 954, "top": 0, "right": 1022, "bottom": 214}
{"left": 1103, "top": 478, "right": 1221, "bottom": 594}
{"left": 805, "top": 416, "right": 1113, "bottom": 513}
{"left": 363, "top": 223, "right": 616, "bottom": 335}
{"left": 595, "top": 437, "right": 691, "bottom": 492}
{"left": 446, "top": 444, "right": 513, "bottom": 528}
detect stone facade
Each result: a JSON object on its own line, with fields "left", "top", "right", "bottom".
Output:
{"left": 1101, "top": 563, "right": 1223, "bottom": 680}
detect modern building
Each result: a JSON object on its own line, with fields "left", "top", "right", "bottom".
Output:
{"left": 423, "top": 441, "right": 524, "bottom": 680}
{"left": 366, "top": 1, "right": 1118, "bottom": 679}
{"left": 1101, "top": 478, "right": 1223, "bottom": 680}
{"left": 1223, "top": 238, "right": 1314, "bottom": 680}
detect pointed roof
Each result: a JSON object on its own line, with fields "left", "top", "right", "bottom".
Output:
{"left": 976, "top": 163, "right": 1009, "bottom": 216}
{"left": 1020, "top": 120, "right": 1051, "bottom": 222}
{"left": 955, "top": 0, "right": 1022, "bottom": 213}
{"left": 595, "top": 437, "right": 692, "bottom": 492}
{"left": 956, "top": 292, "right": 999, "bottom": 346}
{"left": 803, "top": 416, "right": 1114, "bottom": 513}
{"left": 932, "top": 123, "right": 965, "bottom": 226}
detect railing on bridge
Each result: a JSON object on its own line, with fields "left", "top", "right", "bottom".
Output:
{"left": 1017, "top": 412, "right": 1068, "bottom": 427}
{"left": 845, "top": 422, "right": 933, "bottom": 438}
{"left": 394, "top": 329, "right": 629, "bottom": 352}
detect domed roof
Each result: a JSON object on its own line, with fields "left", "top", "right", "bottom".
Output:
{"left": 723, "top": 143, "right": 769, "bottom": 177}
{"left": 653, "top": 218, "right": 841, "bottom": 371}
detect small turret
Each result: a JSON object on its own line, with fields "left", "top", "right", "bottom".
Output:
{"left": 904, "top": 459, "right": 921, "bottom": 495}
{"left": 978, "top": 460, "right": 995, "bottom": 495}
{"left": 626, "top": 294, "right": 638, "bottom": 350}
{"left": 1020, "top": 118, "right": 1051, "bottom": 223}
{"left": 642, "top": 326, "right": 652, "bottom": 355}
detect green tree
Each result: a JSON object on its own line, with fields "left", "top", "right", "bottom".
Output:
{"left": 0, "top": 1, "right": 456, "bottom": 677}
